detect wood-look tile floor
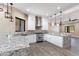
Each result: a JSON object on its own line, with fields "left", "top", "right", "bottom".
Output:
{"left": 30, "top": 39, "right": 79, "bottom": 56}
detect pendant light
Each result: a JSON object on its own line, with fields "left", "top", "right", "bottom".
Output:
{"left": 0, "top": 3, "right": 4, "bottom": 12}
{"left": 5, "top": 3, "right": 14, "bottom": 22}
{"left": 10, "top": 3, "right": 13, "bottom": 22}
{"left": 59, "top": 9, "right": 63, "bottom": 33}
{"left": 54, "top": 13, "right": 57, "bottom": 25}
{"left": 59, "top": 10, "right": 63, "bottom": 25}
{"left": 5, "top": 3, "right": 11, "bottom": 18}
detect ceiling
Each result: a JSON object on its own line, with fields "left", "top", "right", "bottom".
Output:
{"left": 13, "top": 3, "right": 79, "bottom": 17}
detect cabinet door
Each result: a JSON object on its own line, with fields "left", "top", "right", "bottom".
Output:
{"left": 44, "top": 34, "right": 49, "bottom": 41}
{"left": 27, "top": 35, "right": 36, "bottom": 43}
{"left": 44, "top": 34, "right": 63, "bottom": 47}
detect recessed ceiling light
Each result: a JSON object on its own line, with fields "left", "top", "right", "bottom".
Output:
{"left": 26, "top": 9, "right": 30, "bottom": 11}
{"left": 57, "top": 6, "right": 61, "bottom": 10}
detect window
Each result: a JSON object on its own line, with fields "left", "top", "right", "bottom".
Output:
{"left": 65, "top": 25, "right": 75, "bottom": 33}
{"left": 70, "top": 25, "right": 75, "bottom": 32}
{"left": 15, "top": 17, "right": 25, "bottom": 32}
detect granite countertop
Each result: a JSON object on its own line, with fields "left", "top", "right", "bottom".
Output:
{"left": 0, "top": 45, "right": 30, "bottom": 56}
{"left": 0, "top": 44, "right": 29, "bottom": 54}
{"left": 0, "top": 33, "right": 30, "bottom": 55}
{"left": 48, "top": 32, "right": 71, "bottom": 37}
{"left": 14, "top": 30, "right": 48, "bottom": 36}
{"left": 14, "top": 32, "right": 33, "bottom": 36}
{"left": 14, "top": 31, "right": 70, "bottom": 37}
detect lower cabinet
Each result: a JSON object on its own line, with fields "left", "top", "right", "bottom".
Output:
{"left": 44, "top": 34, "right": 71, "bottom": 48}
{"left": 44, "top": 34, "right": 63, "bottom": 48}
{"left": 26, "top": 34, "right": 36, "bottom": 44}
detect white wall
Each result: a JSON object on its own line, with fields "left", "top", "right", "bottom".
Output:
{"left": 0, "top": 7, "right": 27, "bottom": 34}
{"left": 28, "top": 15, "right": 35, "bottom": 30}
{"left": 42, "top": 17, "right": 48, "bottom": 30}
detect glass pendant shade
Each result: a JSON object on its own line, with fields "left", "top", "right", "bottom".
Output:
{"left": 5, "top": 3, "right": 11, "bottom": 18}
{"left": 59, "top": 10, "right": 63, "bottom": 26}
{"left": 0, "top": 8, "right": 3, "bottom": 12}
{"left": 5, "top": 3, "right": 14, "bottom": 22}
{"left": 0, "top": 3, "right": 4, "bottom": 12}
{"left": 59, "top": 21, "right": 62, "bottom": 25}
{"left": 54, "top": 22, "right": 56, "bottom": 25}
{"left": 10, "top": 3, "right": 13, "bottom": 22}
{"left": 10, "top": 16, "right": 13, "bottom": 22}
{"left": 5, "top": 12, "right": 11, "bottom": 18}
{"left": 54, "top": 13, "right": 57, "bottom": 25}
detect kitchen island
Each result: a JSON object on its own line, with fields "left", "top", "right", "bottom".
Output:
{"left": 0, "top": 33, "right": 32, "bottom": 56}
{"left": 44, "top": 33, "right": 71, "bottom": 48}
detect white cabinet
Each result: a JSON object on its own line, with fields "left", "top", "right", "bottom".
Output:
{"left": 44, "top": 34, "right": 71, "bottom": 48}
{"left": 26, "top": 34, "right": 36, "bottom": 44}
{"left": 28, "top": 15, "right": 35, "bottom": 30}
{"left": 44, "top": 34, "right": 63, "bottom": 47}
{"left": 42, "top": 17, "right": 48, "bottom": 30}
{"left": 44, "top": 34, "right": 49, "bottom": 41}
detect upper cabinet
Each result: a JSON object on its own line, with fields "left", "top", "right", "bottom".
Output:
{"left": 28, "top": 15, "right": 35, "bottom": 30}
{"left": 42, "top": 17, "right": 48, "bottom": 30}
